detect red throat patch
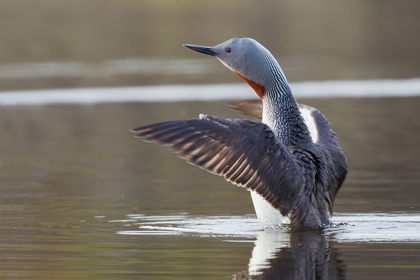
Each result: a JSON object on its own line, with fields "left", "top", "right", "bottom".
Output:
{"left": 234, "top": 71, "right": 265, "bottom": 100}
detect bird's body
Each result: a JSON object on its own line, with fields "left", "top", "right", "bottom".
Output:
{"left": 132, "top": 38, "right": 347, "bottom": 229}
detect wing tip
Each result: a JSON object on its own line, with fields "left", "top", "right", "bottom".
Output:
{"left": 130, "top": 126, "right": 148, "bottom": 138}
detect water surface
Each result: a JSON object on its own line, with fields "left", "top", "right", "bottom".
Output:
{"left": 1, "top": 96, "right": 420, "bottom": 279}
{"left": 1, "top": 1, "right": 420, "bottom": 91}
{"left": 1, "top": 1, "right": 420, "bottom": 278}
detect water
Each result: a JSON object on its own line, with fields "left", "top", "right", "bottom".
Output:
{"left": 1, "top": 1, "right": 420, "bottom": 91}
{"left": 2, "top": 79, "right": 420, "bottom": 105}
{"left": 1, "top": 95, "right": 420, "bottom": 279}
{"left": 1, "top": 1, "right": 420, "bottom": 278}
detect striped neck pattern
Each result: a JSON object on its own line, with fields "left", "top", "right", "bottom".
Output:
{"left": 258, "top": 48, "right": 312, "bottom": 145}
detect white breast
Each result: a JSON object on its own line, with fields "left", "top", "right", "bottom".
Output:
{"left": 250, "top": 191, "right": 290, "bottom": 229}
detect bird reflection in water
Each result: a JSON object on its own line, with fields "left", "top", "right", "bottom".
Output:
{"left": 232, "top": 230, "right": 346, "bottom": 280}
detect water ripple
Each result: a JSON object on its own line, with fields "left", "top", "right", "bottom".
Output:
{"left": 115, "top": 212, "right": 420, "bottom": 243}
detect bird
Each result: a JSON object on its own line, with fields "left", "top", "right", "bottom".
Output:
{"left": 131, "top": 38, "right": 347, "bottom": 229}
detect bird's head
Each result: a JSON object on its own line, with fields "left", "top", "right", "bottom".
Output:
{"left": 184, "top": 38, "right": 283, "bottom": 100}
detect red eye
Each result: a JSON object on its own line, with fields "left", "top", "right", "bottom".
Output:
{"left": 226, "top": 47, "right": 231, "bottom": 53}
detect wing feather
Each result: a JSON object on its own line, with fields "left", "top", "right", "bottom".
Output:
{"left": 132, "top": 116, "right": 305, "bottom": 215}
{"left": 228, "top": 100, "right": 348, "bottom": 214}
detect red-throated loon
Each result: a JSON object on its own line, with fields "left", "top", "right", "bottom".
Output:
{"left": 131, "top": 38, "right": 347, "bottom": 229}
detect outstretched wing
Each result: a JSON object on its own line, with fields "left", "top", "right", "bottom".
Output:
{"left": 132, "top": 115, "right": 305, "bottom": 215}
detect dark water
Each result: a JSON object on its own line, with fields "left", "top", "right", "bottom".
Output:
{"left": 1, "top": 97, "right": 420, "bottom": 279}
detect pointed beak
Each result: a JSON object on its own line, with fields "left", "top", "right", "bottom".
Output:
{"left": 183, "top": 44, "right": 218, "bottom": 56}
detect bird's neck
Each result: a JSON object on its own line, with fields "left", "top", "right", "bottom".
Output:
{"left": 236, "top": 46, "right": 312, "bottom": 145}
{"left": 262, "top": 81, "right": 312, "bottom": 145}
{"left": 234, "top": 71, "right": 265, "bottom": 99}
